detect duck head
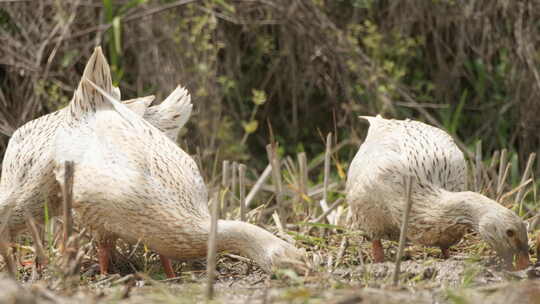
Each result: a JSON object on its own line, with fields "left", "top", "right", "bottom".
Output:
{"left": 474, "top": 196, "right": 530, "bottom": 270}
{"left": 443, "top": 191, "right": 530, "bottom": 270}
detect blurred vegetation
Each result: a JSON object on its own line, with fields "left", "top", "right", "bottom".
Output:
{"left": 1, "top": 0, "right": 540, "bottom": 176}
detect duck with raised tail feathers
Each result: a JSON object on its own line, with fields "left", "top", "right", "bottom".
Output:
{"left": 0, "top": 50, "right": 192, "bottom": 276}
{"left": 53, "top": 47, "right": 305, "bottom": 276}
{"left": 0, "top": 85, "right": 190, "bottom": 238}
{"left": 346, "top": 115, "right": 530, "bottom": 270}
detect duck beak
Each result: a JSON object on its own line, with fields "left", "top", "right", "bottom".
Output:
{"left": 514, "top": 250, "right": 530, "bottom": 270}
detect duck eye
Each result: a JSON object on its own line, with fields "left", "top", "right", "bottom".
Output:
{"left": 506, "top": 229, "right": 515, "bottom": 238}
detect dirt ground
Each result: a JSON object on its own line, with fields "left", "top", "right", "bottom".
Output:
{"left": 3, "top": 253, "right": 540, "bottom": 304}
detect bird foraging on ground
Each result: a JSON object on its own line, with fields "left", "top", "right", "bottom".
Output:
{"left": 0, "top": 52, "right": 192, "bottom": 276}
{"left": 346, "top": 115, "right": 529, "bottom": 270}
{"left": 52, "top": 47, "right": 305, "bottom": 277}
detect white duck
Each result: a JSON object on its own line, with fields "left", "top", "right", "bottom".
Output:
{"left": 52, "top": 47, "right": 304, "bottom": 277}
{"left": 346, "top": 115, "right": 530, "bottom": 270}
{"left": 0, "top": 50, "right": 192, "bottom": 275}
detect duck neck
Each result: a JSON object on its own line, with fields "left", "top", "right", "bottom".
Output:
{"left": 215, "top": 220, "right": 298, "bottom": 271}
{"left": 436, "top": 190, "right": 502, "bottom": 230}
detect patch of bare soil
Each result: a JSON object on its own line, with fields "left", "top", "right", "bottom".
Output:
{"left": 2, "top": 247, "right": 540, "bottom": 304}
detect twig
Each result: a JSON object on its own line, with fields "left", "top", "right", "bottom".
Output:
{"left": 271, "top": 211, "right": 294, "bottom": 244}
{"left": 221, "top": 160, "right": 230, "bottom": 217}
{"left": 392, "top": 176, "right": 413, "bottom": 286}
{"left": 298, "top": 152, "right": 308, "bottom": 215}
{"left": 323, "top": 133, "right": 332, "bottom": 203}
{"left": 206, "top": 195, "right": 220, "bottom": 300}
{"left": 61, "top": 0, "right": 200, "bottom": 42}
{"left": 231, "top": 161, "right": 238, "bottom": 203}
{"left": 272, "top": 211, "right": 286, "bottom": 236}
{"left": 334, "top": 236, "right": 349, "bottom": 270}
{"left": 500, "top": 178, "right": 533, "bottom": 204}
{"left": 245, "top": 164, "right": 272, "bottom": 208}
{"left": 320, "top": 133, "right": 333, "bottom": 223}
{"left": 24, "top": 212, "right": 48, "bottom": 266}
{"left": 516, "top": 153, "right": 536, "bottom": 214}
{"left": 496, "top": 149, "right": 509, "bottom": 198}
{"left": 0, "top": 240, "right": 16, "bottom": 278}
{"left": 224, "top": 253, "right": 251, "bottom": 264}
{"left": 61, "top": 161, "right": 75, "bottom": 255}
{"left": 474, "top": 141, "right": 482, "bottom": 192}
{"left": 310, "top": 198, "right": 344, "bottom": 224}
{"left": 239, "top": 164, "right": 247, "bottom": 222}
{"left": 266, "top": 144, "right": 285, "bottom": 221}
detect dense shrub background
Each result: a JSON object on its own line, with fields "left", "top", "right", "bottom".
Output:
{"left": 1, "top": 0, "right": 540, "bottom": 176}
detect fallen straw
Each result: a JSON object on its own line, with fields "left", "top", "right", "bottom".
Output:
{"left": 310, "top": 198, "right": 344, "bottom": 224}
{"left": 392, "top": 175, "right": 413, "bottom": 286}
{"left": 245, "top": 164, "right": 272, "bottom": 208}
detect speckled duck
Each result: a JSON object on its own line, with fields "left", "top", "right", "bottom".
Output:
{"left": 0, "top": 50, "right": 192, "bottom": 275}
{"left": 346, "top": 115, "right": 529, "bottom": 269}
{"left": 52, "top": 47, "right": 304, "bottom": 277}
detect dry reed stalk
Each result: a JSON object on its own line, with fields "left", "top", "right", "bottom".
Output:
{"left": 515, "top": 153, "right": 536, "bottom": 213}
{"left": 266, "top": 144, "right": 285, "bottom": 221}
{"left": 61, "top": 161, "right": 74, "bottom": 256}
{"left": 245, "top": 164, "right": 272, "bottom": 208}
{"left": 24, "top": 212, "right": 48, "bottom": 266}
{"left": 298, "top": 152, "right": 309, "bottom": 215}
{"left": 490, "top": 150, "right": 500, "bottom": 170}
{"left": 496, "top": 151, "right": 512, "bottom": 202}
{"left": 221, "top": 160, "right": 230, "bottom": 217}
{"left": 474, "top": 141, "right": 482, "bottom": 192}
{"left": 334, "top": 236, "right": 349, "bottom": 269}
{"left": 311, "top": 198, "right": 344, "bottom": 224}
{"left": 0, "top": 240, "right": 16, "bottom": 278}
{"left": 63, "top": 232, "right": 90, "bottom": 278}
{"left": 499, "top": 178, "right": 533, "bottom": 206}
{"left": 231, "top": 161, "right": 238, "bottom": 203}
{"left": 272, "top": 211, "right": 286, "bottom": 237}
{"left": 320, "top": 133, "right": 334, "bottom": 223}
{"left": 392, "top": 175, "right": 413, "bottom": 286}
{"left": 206, "top": 196, "right": 219, "bottom": 300}
{"left": 326, "top": 255, "right": 333, "bottom": 271}
{"left": 497, "top": 149, "right": 508, "bottom": 192}
{"left": 239, "top": 164, "right": 247, "bottom": 221}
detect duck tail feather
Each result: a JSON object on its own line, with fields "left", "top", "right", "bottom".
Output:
{"left": 122, "top": 95, "right": 155, "bottom": 117}
{"left": 358, "top": 114, "right": 383, "bottom": 124}
{"left": 70, "top": 47, "right": 114, "bottom": 117}
{"left": 144, "top": 85, "right": 192, "bottom": 140}
{"left": 161, "top": 85, "right": 192, "bottom": 128}
{"left": 83, "top": 78, "right": 147, "bottom": 128}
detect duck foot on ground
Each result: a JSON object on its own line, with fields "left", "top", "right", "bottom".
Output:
{"left": 372, "top": 240, "right": 384, "bottom": 263}
{"left": 159, "top": 255, "right": 176, "bottom": 278}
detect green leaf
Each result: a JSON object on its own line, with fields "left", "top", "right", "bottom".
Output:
{"left": 242, "top": 120, "right": 258, "bottom": 134}
{"left": 102, "top": 0, "right": 114, "bottom": 21}
{"left": 252, "top": 89, "right": 266, "bottom": 105}
{"left": 113, "top": 16, "right": 122, "bottom": 55}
